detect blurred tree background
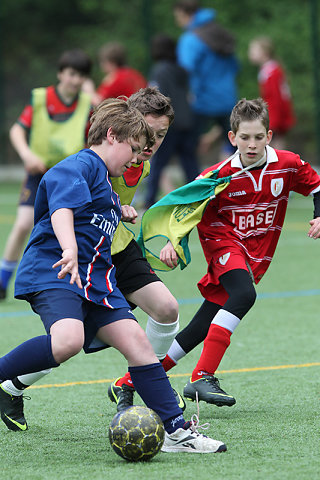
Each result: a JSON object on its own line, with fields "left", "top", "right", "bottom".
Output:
{"left": 0, "top": 0, "right": 319, "bottom": 165}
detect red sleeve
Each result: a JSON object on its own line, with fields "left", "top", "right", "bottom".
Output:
{"left": 17, "top": 104, "right": 33, "bottom": 129}
{"left": 96, "top": 78, "right": 123, "bottom": 99}
{"left": 290, "top": 154, "right": 320, "bottom": 196}
{"left": 96, "top": 69, "right": 146, "bottom": 100}
{"left": 260, "top": 68, "right": 284, "bottom": 131}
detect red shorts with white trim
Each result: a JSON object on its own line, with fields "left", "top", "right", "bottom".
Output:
{"left": 197, "top": 242, "right": 250, "bottom": 305}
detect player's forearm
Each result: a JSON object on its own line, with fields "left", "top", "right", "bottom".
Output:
{"left": 51, "top": 208, "right": 78, "bottom": 253}
{"left": 9, "top": 123, "right": 31, "bottom": 161}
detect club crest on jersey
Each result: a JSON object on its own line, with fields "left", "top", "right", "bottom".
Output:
{"left": 271, "top": 178, "right": 283, "bottom": 197}
{"left": 219, "top": 252, "right": 230, "bottom": 265}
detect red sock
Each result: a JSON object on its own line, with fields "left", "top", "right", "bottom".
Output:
{"left": 161, "top": 354, "right": 177, "bottom": 372}
{"left": 191, "top": 324, "right": 231, "bottom": 382}
{"left": 115, "top": 371, "right": 134, "bottom": 388}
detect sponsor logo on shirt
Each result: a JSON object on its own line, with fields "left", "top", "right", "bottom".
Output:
{"left": 232, "top": 204, "right": 277, "bottom": 236}
{"left": 90, "top": 210, "right": 119, "bottom": 238}
{"left": 228, "top": 190, "right": 246, "bottom": 197}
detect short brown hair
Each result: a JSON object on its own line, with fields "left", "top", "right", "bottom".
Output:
{"left": 230, "top": 98, "right": 269, "bottom": 133}
{"left": 87, "top": 98, "right": 155, "bottom": 148}
{"left": 174, "top": 0, "right": 199, "bottom": 15}
{"left": 128, "top": 87, "right": 175, "bottom": 125}
{"left": 98, "top": 42, "right": 127, "bottom": 67}
{"left": 58, "top": 49, "right": 92, "bottom": 75}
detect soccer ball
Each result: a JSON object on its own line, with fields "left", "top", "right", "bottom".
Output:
{"left": 108, "top": 405, "right": 165, "bottom": 462}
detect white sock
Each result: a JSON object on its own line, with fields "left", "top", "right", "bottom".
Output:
{"left": 1, "top": 369, "right": 52, "bottom": 396}
{"left": 212, "top": 309, "right": 240, "bottom": 333}
{"left": 146, "top": 315, "right": 180, "bottom": 360}
{"left": 166, "top": 339, "right": 187, "bottom": 364}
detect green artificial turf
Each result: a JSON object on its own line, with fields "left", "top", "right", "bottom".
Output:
{"left": 0, "top": 183, "right": 319, "bottom": 479}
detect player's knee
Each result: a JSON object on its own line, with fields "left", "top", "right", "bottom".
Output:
{"left": 52, "top": 337, "right": 83, "bottom": 363}
{"left": 153, "top": 297, "right": 179, "bottom": 324}
{"left": 239, "top": 283, "right": 257, "bottom": 311}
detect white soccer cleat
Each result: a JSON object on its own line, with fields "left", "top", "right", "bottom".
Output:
{"left": 161, "top": 418, "right": 227, "bottom": 454}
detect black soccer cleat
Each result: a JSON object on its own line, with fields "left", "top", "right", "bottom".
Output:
{"left": 108, "top": 378, "right": 135, "bottom": 412}
{"left": 183, "top": 375, "right": 236, "bottom": 407}
{"left": 172, "top": 388, "right": 186, "bottom": 412}
{"left": 0, "top": 385, "right": 28, "bottom": 431}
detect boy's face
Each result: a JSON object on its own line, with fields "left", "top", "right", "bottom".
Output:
{"left": 107, "top": 131, "right": 146, "bottom": 177}
{"left": 137, "top": 114, "right": 170, "bottom": 163}
{"left": 248, "top": 42, "right": 264, "bottom": 65}
{"left": 57, "top": 67, "right": 87, "bottom": 97}
{"left": 228, "top": 119, "right": 272, "bottom": 167}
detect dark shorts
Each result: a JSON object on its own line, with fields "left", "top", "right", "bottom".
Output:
{"left": 112, "top": 240, "right": 162, "bottom": 307}
{"left": 28, "top": 289, "right": 137, "bottom": 354}
{"left": 19, "top": 173, "right": 44, "bottom": 206}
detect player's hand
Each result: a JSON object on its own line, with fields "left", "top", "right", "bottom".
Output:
{"left": 23, "top": 151, "right": 47, "bottom": 175}
{"left": 52, "top": 248, "right": 82, "bottom": 289}
{"left": 308, "top": 217, "right": 320, "bottom": 239}
{"left": 160, "top": 241, "right": 179, "bottom": 269}
{"left": 121, "top": 205, "right": 138, "bottom": 224}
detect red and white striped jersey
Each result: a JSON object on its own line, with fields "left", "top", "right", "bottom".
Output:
{"left": 197, "top": 146, "right": 320, "bottom": 283}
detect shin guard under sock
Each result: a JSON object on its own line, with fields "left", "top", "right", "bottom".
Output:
{"left": 191, "top": 325, "right": 231, "bottom": 382}
{"left": 129, "top": 362, "right": 184, "bottom": 431}
{"left": 0, "top": 335, "right": 59, "bottom": 380}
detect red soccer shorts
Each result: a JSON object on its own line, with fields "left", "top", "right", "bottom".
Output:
{"left": 197, "top": 242, "right": 250, "bottom": 305}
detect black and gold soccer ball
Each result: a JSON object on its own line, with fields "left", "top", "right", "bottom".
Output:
{"left": 108, "top": 405, "right": 165, "bottom": 462}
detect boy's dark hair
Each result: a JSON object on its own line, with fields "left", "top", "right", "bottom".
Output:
{"left": 87, "top": 98, "right": 155, "bottom": 149}
{"left": 230, "top": 98, "right": 269, "bottom": 133}
{"left": 128, "top": 87, "right": 175, "bottom": 125}
{"left": 151, "top": 34, "right": 176, "bottom": 62}
{"left": 58, "top": 49, "right": 92, "bottom": 76}
{"left": 174, "top": 0, "right": 199, "bottom": 14}
{"left": 98, "top": 42, "right": 127, "bottom": 67}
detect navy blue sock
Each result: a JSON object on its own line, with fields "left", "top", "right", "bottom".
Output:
{"left": 0, "top": 335, "right": 59, "bottom": 380}
{"left": 129, "top": 362, "right": 185, "bottom": 433}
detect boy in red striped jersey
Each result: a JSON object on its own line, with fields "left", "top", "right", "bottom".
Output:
{"left": 159, "top": 98, "right": 320, "bottom": 406}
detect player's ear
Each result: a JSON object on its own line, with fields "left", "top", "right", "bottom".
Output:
{"left": 266, "top": 130, "right": 273, "bottom": 145}
{"left": 228, "top": 130, "right": 237, "bottom": 147}
{"left": 106, "top": 127, "right": 115, "bottom": 144}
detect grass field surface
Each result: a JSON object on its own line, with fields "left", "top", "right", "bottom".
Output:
{"left": 0, "top": 182, "right": 319, "bottom": 479}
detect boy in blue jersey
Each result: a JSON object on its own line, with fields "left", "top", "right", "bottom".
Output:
{"left": 0, "top": 98, "right": 226, "bottom": 454}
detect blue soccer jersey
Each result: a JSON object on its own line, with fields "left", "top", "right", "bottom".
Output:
{"left": 15, "top": 148, "right": 128, "bottom": 308}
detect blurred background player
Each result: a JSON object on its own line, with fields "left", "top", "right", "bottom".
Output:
{"left": 0, "top": 49, "right": 92, "bottom": 300}
{"left": 144, "top": 33, "right": 199, "bottom": 209}
{"left": 86, "top": 42, "right": 147, "bottom": 106}
{"left": 248, "top": 36, "right": 295, "bottom": 150}
{"left": 173, "top": 0, "right": 239, "bottom": 160}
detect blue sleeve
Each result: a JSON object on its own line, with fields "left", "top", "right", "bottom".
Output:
{"left": 42, "top": 158, "right": 93, "bottom": 217}
{"left": 176, "top": 33, "right": 206, "bottom": 72}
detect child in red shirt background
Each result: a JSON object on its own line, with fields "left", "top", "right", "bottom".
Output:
{"left": 248, "top": 36, "right": 295, "bottom": 149}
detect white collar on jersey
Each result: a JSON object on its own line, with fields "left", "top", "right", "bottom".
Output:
{"left": 231, "top": 145, "right": 278, "bottom": 169}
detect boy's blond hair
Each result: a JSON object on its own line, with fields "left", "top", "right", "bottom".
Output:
{"left": 230, "top": 98, "right": 269, "bottom": 134}
{"left": 88, "top": 98, "right": 155, "bottom": 148}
